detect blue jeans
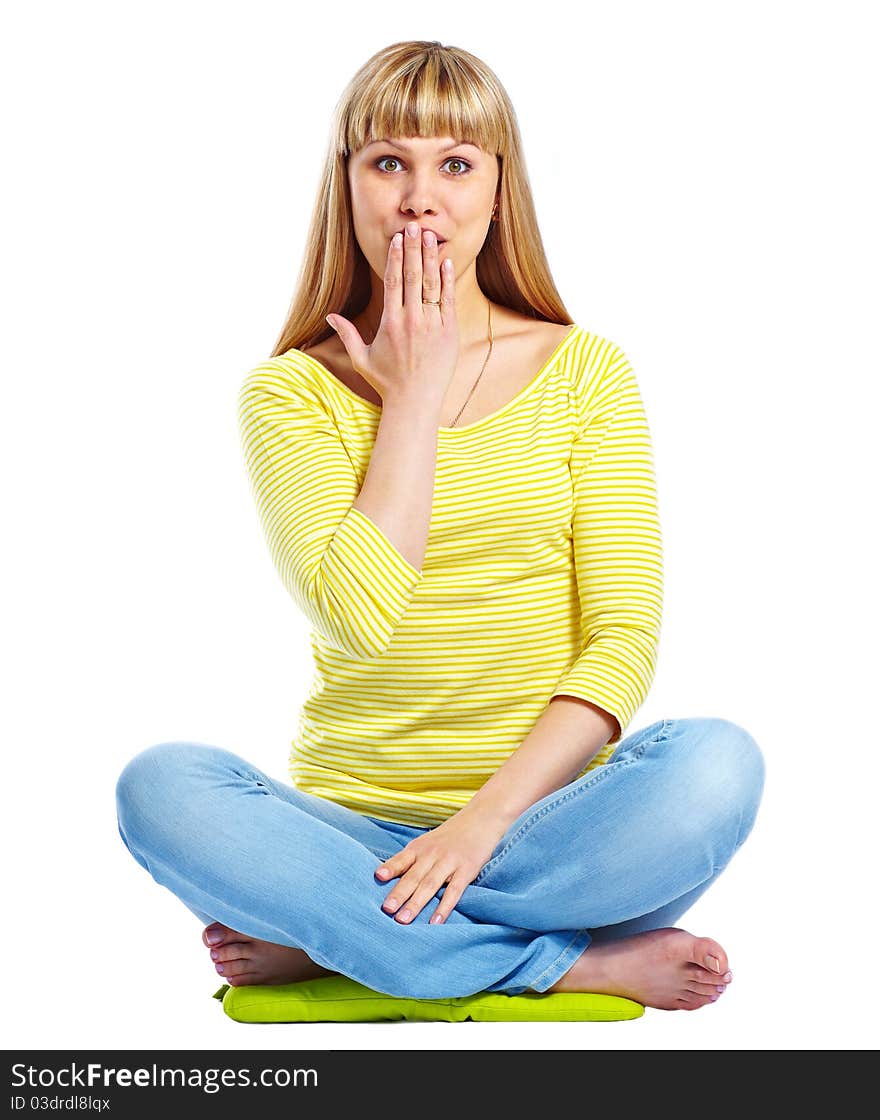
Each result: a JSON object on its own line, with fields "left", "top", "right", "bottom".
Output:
{"left": 115, "top": 717, "right": 764, "bottom": 998}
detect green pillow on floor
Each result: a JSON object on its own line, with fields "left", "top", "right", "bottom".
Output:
{"left": 212, "top": 973, "right": 644, "bottom": 1023}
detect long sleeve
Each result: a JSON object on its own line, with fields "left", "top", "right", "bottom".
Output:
{"left": 237, "top": 361, "right": 422, "bottom": 659}
{"left": 550, "top": 341, "right": 663, "bottom": 745}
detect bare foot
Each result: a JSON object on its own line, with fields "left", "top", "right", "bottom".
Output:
{"left": 203, "top": 922, "right": 338, "bottom": 988}
{"left": 547, "top": 927, "right": 734, "bottom": 1010}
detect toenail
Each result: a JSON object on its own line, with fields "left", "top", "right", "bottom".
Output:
{"left": 709, "top": 993, "right": 719, "bottom": 1001}
{"left": 215, "top": 964, "right": 224, "bottom": 974}
{"left": 716, "top": 985, "right": 725, "bottom": 993}
{"left": 705, "top": 954, "right": 721, "bottom": 972}
{"left": 723, "top": 970, "right": 732, "bottom": 982}
{"left": 210, "top": 949, "right": 219, "bottom": 961}
{"left": 206, "top": 931, "right": 223, "bottom": 945}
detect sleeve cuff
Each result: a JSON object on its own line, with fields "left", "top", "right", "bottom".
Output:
{"left": 551, "top": 663, "right": 645, "bottom": 747}
{"left": 320, "top": 506, "right": 422, "bottom": 657}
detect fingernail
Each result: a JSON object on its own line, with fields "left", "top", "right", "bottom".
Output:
{"left": 325, "top": 316, "right": 336, "bottom": 331}
{"left": 392, "top": 232, "right": 402, "bottom": 247}
{"left": 406, "top": 221, "right": 418, "bottom": 237}
{"left": 397, "top": 908, "right": 412, "bottom": 922}
{"left": 429, "top": 913, "right": 444, "bottom": 924}
{"left": 375, "top": 868, "right": 390, "bottom": 879}
{"left": 706, "top": 955, "right": 721, "bottom": 973}
{"left": 382, "top": 898, "right": 399, "bottom": 912}
{"left": 206, "top": 931, "right": 223, "bottom": 945}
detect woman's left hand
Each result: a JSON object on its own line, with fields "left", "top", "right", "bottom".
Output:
{"left": 374, "top": 806, "right": 507, "bottom": 925}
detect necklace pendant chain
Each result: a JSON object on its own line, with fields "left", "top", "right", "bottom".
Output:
{"left": 448, "top": 301, "right": 493, "bottom": 428}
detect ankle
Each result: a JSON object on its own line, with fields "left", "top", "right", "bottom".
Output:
{"left": 548, "top": 944, "right": 600, "bottom": 994}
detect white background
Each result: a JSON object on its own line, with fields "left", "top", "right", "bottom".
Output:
{"left": 3, "top": 0, "right": 878, "bottom": 1052}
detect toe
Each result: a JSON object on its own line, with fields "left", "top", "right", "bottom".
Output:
{"left": 209, "top": 942, "right": 251, "bottom": 964}
{"left": 214, "top": 954, "right": 251, "bottom": 981}
{"left": 685, "top": 977, "right": 728, "bottom": 997}
{"left": 203, "top": 922, "right": 235, "bottom": 948}
{"left": 224, "top": 972, "right": 260, "bottom": 988}
{"left": 677, "top": 990, "right": 718, "bottom": 1010}
{"left": 686, "top": 962, "right": 729, "bottom": 986}
{"left": 692, "top": 935, "right": 728, "bottom": 976}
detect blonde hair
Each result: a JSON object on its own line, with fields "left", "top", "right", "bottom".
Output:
{"left": 269, "top": 39, "right": 573, "bottom": 358}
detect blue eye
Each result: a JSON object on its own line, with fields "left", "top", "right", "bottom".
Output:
{"left": 375, "top": 155, "right": 472, "bottom": 176}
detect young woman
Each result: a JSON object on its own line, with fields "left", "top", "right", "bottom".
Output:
{"left": 115, "top": 39, "right": 765, "bottom": 1011}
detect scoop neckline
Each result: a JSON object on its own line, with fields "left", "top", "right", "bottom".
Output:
{"left": 291, "top": 323, "right": 580, "bottom": 434}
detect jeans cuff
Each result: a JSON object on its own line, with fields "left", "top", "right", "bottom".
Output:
{"left": 523, "top": 928, "right": 594, "bottom": 994}
{"left": 490, "top": 928, "right": 593, "bottom": 996}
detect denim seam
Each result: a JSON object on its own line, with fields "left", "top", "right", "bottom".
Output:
{"left": 527, "top": 928, "right": 594, "bottom": 993}
{"left": 371, "top": 851, "right": 399, "bottom": 863}
{"left": 472, "top": 719, "right": 673, "bottom": 887}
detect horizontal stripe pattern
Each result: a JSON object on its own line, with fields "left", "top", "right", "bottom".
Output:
{"left": 237, "top": 325, "right": 662, "bottom": 827}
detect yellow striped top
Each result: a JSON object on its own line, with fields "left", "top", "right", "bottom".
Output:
{"left": 237, "top": 324, "right": 663, "bottom": 828}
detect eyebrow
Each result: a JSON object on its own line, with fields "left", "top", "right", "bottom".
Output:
{"left": 367, "top": 138, "right": 478, "bottom": 152}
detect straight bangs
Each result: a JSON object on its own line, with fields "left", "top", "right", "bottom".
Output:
{"left": 338, "top": 45, "right": 508, "bottom": 158}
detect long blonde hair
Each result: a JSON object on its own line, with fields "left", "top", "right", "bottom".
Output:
{"left": 269, "top": 39, "right": 573, "bottom": 359}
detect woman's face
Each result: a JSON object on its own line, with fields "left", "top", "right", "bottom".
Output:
{"left": 347, "top": 135, "right": 500, "bottom": 285}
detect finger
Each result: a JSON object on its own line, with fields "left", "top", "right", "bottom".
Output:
{"left": 381, "top": 861, "right": 437, "bottom": 917}
{"left": 374, "top": 849, "right": 413, "bottom": 882}
{"left": 429, "top": 878, "right": 464, "bottom": 925}
{"left": 402, "top": 220, "right": 423, "bottom": 313}
{"left": 376, "top": 858, "right": 415, "bottom": 913}
{"left": 325, "top": 314, "right": 367, "bottom": 370}
{"left": 392, "top": 867, "right": 453, "bottom": 924}
{"left": 382, "top": 231, "right": 404, "bottom": 318}
{"left": 439, "top": 251, "right": 456, "bottom": 326}
{"left": 421, "top": 228, "right": 441, "bottom": 307}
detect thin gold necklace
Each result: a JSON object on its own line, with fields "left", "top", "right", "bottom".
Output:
{"left": 448, "top": 300, "right": 493, "bottom": 428}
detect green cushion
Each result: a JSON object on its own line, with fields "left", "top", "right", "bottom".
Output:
{"left": 212, "top": 973, "right": 644, "bottom": 1023}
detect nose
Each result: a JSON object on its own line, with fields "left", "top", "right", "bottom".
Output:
{"left": 401, "top": 206, "right": 439, "bottom": 227}
{"left": 401, "top": 172, "right": 441, "bottom": 220}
